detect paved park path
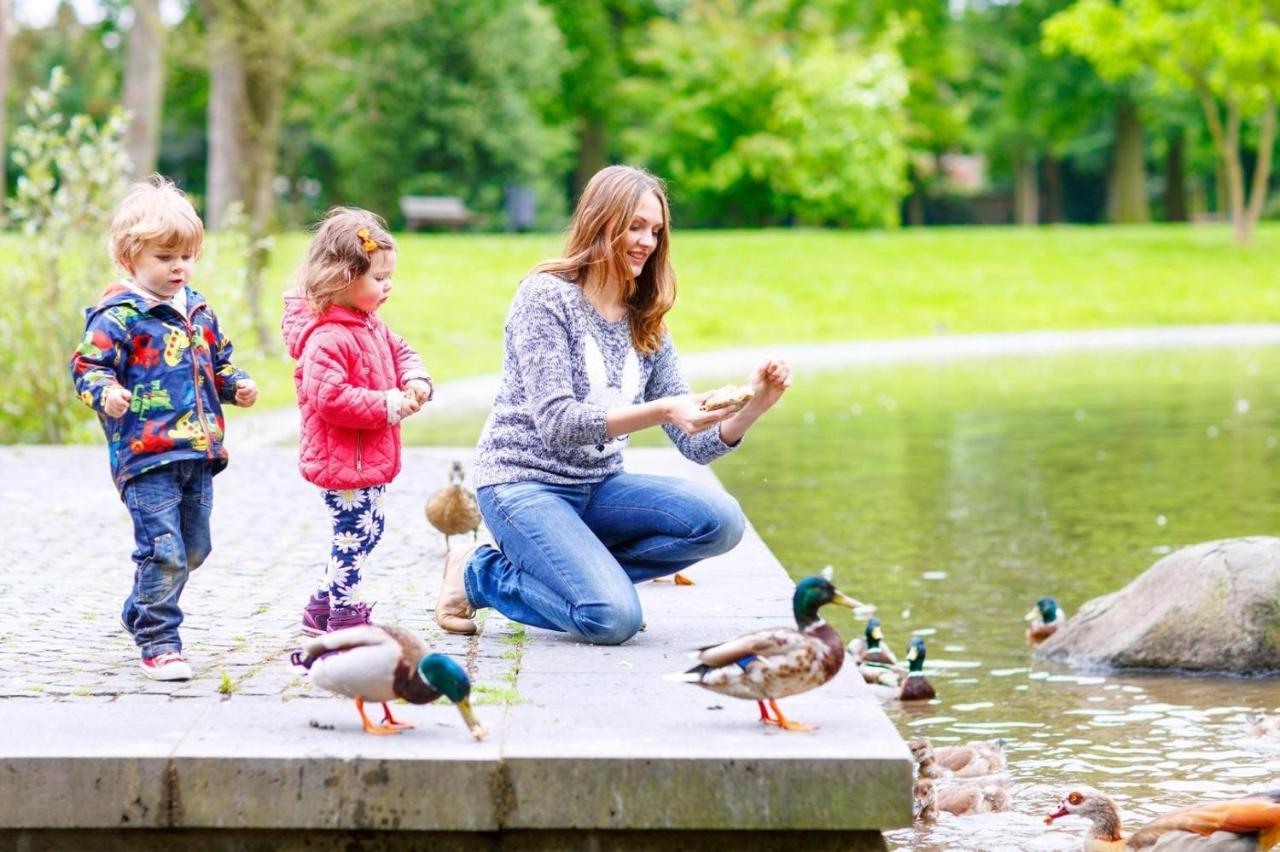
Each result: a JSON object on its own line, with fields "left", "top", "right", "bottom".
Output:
{"left": 0, "top": 445, "right": 907, "bottom": 840}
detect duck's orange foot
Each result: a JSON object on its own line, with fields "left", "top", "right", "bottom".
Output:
{"left": 356, "top": 698, "right": 408, "bottom": 735}
{"left": 767, "top": 699, "right": 817, "bottom": 732}
{"left": 380, "top": 702, "right": 416, "bottom": 730}
{"left": 674, "top": 573, "right": 696, "bottom": 586}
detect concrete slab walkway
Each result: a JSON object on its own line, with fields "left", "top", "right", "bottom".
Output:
{"left": 0, "top": 446, "right": 909, "bottom": 847}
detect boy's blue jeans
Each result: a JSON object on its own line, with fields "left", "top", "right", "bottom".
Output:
{"left": 120, "top": 460, "right": 214, "bottom": 660}
{"left": 466, "top": 472, "right": 745, "bottom": 645}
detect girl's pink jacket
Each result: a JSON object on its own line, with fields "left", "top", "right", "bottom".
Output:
{"left": 281, "top": 292, "right": 430, "bottom": 490}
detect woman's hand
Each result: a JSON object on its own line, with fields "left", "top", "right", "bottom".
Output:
{"left": 746, "top": 357, "right": 791, "bottom": 413}
{"left": 664, "top": 393, "right": 737, "bottom": 435}
{"left": 718, "top": 357, "right": 792, "bottom": 445}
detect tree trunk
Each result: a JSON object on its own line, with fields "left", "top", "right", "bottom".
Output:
{"left": 243, "top": 63, "right": 283, "bottom": 352}
{"left": 201, "top": 1, "right": 247, "bottom": 229}
{"left": 1014, "top": 150, "right": 1039, "bottom": 225}
{"left": 122, "top": 0, "right": 164, "bottom": 177}
{"left": 1042, "top": 153, "right": 1063, "bottom": 224}
{"left": 0, "top": 0, "right": 11, "bottom": 218}
{"left": 1197, "top": 84, "right": 1251, "bottom": 243}
{"left": 572, "top": 115, "right": 607, "bottom": 200}
{"left": 1108, "top": 97, "right": 1149, "bottom": 223}
{"left": 1163, "top": 131, "right": 1187, "bottom": 222}
{"left": 1243, "top": 95, "right": 1275, "bottom": 242}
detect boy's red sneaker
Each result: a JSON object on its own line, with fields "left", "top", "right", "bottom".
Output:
{"left": 140, "top": 652, "right": 192, "bottom": 681}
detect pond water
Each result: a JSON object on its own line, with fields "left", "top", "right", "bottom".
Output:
{"left": 698, "top": 345, "right": 1280, "bottom": 851}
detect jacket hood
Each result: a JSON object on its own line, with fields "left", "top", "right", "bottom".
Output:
{"left": 88, "top": 283, "right": 207, "bottom": 322}
{"left": 282, "top": 290, "right": 371, "bottom": 359}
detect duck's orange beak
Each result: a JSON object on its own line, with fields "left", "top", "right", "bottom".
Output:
{"left": 1044, "top": 805, "right": 1068, "bottom": 824}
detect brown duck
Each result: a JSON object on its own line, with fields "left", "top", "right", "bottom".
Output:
{"left": 425, "top": 461, "right": 481, "bottom": 548}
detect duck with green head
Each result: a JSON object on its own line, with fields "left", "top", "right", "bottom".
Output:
{"left": 898, "top": 635, "right": 936, "bottom": 702}
{"left": 673, "top": 575, "right": 866, "bottom": 731}
{"left": 1025, "top": 596, "right": 1067, "bottom": 645}
{"left": 291, "top": 624, "right": 488, "bottom": 738}
{"left": 852, "top": 616, "right": 902, "bottom": 686}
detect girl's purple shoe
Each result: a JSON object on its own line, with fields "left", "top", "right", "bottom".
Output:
{"left": 300, "top": 593, "right": 330, "bottom": 636}
{"left": 326, "top": 602, "right": 374, "bottom": 632}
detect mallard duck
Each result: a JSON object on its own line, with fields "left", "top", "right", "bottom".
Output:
{"left": 1025, "top": 596, "right": 1067, "bottom": 645}
{"left": 898, "top": 636, "right": 936, "bottom": 702}
{"left": 1045, "top": 786, "right": 1280, "bottom": 849}
{"left": 910, "top": 738, "right": 1006, "bottom": 778}
{"left": 851, "top": 617, "right": 902, "bottom": 686}
{"left": 1247, "top": 714, "right": 1280, "bottom": 738}
{"left": 914, "top": 776, "right": 1011, "bottom": 820}
{"left": 290, "top": 624, "right": 488, "bottom": 739}
{"left": 671, "top": 575, "right": 865, "bottom": 731}
{"left": 425, "top": 461, "right": 481, "bottom": 548}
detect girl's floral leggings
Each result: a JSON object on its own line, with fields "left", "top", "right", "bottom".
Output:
{"left": 317, "top": 485, "right": 386, "bottom": 605}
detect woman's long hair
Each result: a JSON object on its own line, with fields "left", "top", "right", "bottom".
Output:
{"left": 535, "top": 165, "right": 675, "bottom": 355}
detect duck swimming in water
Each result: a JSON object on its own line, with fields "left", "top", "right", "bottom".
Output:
{"left": 1026, "top": 596, "right": 1067, "bottom": 645}
{"left": 898, "top": 636, "right": 936, "bottom": 702}
{"left": 1045, "top": 786, "right": 1280, "bottom": 850}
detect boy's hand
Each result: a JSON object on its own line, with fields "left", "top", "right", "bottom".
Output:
{"left": 405, "top": 379, "right": 433, "bottom": 406}
{"left": 235, "top": 379, "right": 258, "bottom": 407}
{"left": 102, "top": 386, "right": 132, "bottom": 418}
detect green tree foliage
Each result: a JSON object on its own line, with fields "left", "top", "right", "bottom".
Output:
{"left": 1045, "top": 0, "right": 1280, "bottom": 242}
{"left": 626, "top": 0, "right": 909, "bottom": 227}
{"left": 3, "top": 68, "right": 129, "bottom": 442}
{"left": 542, "top": 0, "right": 661, "bottom": 196}
{"left": 295, "top": 0, "right": 571, "bottom": 229}
{"left": 856, "top": 0, "right": 971, "bottom": 224}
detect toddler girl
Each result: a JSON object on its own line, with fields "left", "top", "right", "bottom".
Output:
{"left": 281, "top": 208, "right": 433, "bottom": 633}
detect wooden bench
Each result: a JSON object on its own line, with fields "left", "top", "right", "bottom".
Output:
{"left": 400, "top": 195, "right": 470, "bottom": 230}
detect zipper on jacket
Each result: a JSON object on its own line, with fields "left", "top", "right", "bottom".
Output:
{"left": 183, "top": 309, "right": 216, "bottom": 459}
{"left": 355, "top": 431, "right": 363, "bottom": 472}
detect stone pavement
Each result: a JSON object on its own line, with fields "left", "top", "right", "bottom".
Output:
{"left": 0, "top": 444, "right": 909, "bottom": 846}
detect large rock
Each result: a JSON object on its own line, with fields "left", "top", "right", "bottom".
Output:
{"left": 1036, "top": 537, "right": 1280, "bottom": 674}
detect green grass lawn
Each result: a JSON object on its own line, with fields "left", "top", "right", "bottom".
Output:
{"left": 8, "top": 223, "right": 1279, "bottom": 412}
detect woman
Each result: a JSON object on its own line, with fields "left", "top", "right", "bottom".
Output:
{"left": 435, "top": 165, "right": 791, "bottom": 644}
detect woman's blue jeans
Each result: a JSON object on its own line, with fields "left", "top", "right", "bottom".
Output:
{"left": 466, "top": 472, "right": 745, "bottom": 645}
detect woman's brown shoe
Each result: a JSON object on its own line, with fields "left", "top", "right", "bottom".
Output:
{"left": 436, "top": 543, "right": 478, "bottom": 634}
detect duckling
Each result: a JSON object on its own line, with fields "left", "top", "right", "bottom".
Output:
{"left": 1025, "top": 596, "right": 1067, "bottom": 645}
{"left": 910, "top": 738, "right": 1006, "bottom": 778}
{"left": 425, "top": 461, "right": 481, "bottom": 548}
{"left": 671, "top": 575, "right": 866, "bottom": 731}
{"left": 914, "top": 776, "right": 1011, "bottom": 820}
{"left": 1045, "top": 786, "right": 1280, "bottom": 850}
{"left": 898, "top": 636, "right": 936, "bottom": 702}
{"left": 1246, "top": 714, "right": 1280, "bottom": 738}
{"left": 291, "top": 624, "right": 488, "bottom": 739}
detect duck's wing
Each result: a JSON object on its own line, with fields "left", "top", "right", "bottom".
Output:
{"left": 847, "top": 636, "right": 868, "bottom": 661}
{"left": 302, "top": 624, "right": 390, "bottom": 658}
{"left": 379, "top": 623, "right": 430, "bottom": 662}
{"left": 1128, "top": 795, "right": 1280, "bottom": 848}
{"left": 697, "top": 628, "right": 809, "bottom": 668}
{"left": 308, "top": 640, "right": 402, "bottom": 703}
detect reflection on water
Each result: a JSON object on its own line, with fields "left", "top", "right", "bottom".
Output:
{"left": 706, "top": 346, "right": 1280, "bottom": 851}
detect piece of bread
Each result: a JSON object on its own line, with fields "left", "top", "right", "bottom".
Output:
{"left": 699, "top": 383, "right": 755, "bottom": 411}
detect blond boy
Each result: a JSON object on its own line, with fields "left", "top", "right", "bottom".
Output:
{"left": 70, "top": 175, "right": 257, "bottom": 681}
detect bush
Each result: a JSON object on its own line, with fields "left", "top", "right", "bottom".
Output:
{"left": 1, "top": 68, "right": 130, "bottom": 443}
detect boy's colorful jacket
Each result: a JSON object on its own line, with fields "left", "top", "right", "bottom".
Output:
{"left": 70, "top": 284, "right": 250, "bottom": 492}
{"left": 281, "top": 291, "right": 429, "bottom": 491}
